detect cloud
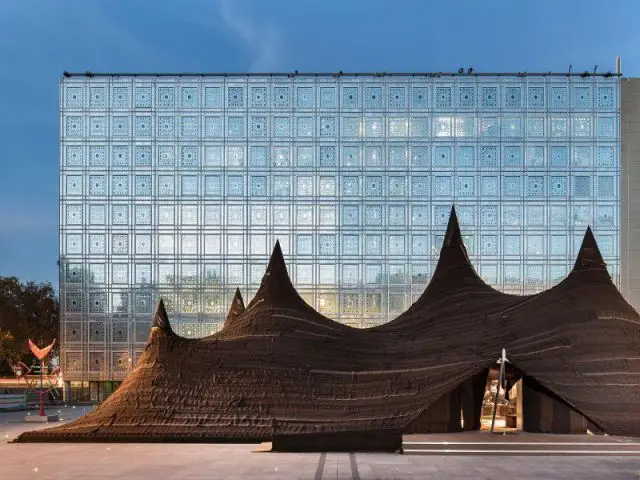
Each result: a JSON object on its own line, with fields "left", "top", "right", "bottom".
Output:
{"left": 216, "top": 0, "right": 283, "bottom": 71}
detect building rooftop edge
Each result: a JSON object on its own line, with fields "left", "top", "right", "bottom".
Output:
{"left": 61, "top": 71, "right": 623, "bottom": 79}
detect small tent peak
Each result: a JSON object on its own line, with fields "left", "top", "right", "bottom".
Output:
{"left": 152, "top": 298, "right": 173, "bottom": 334}
{"left": 232, "top": 288, "right": 245, "bottom": 307}
{"left": 225, "top": 288, "right": 246, "bottom": 323}
{"left": 573, "top": 226, "right": 607, "bottom": 271}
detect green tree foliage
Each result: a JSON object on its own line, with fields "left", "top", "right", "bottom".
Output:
{"left": 0, "top": 277, "right": 59, "bottom": 376}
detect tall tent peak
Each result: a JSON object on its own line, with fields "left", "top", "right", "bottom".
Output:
{"left": 262, "top": 239, "right": 291, "bottom": 288}
{"left": 265, "top": 240, "right": 285, "bottom": 275}
{"left": 573, "top": 226, "right": 607, "bottom": 272}
{"left": 442, "top": 206, "right": 463, "bottom": 249}
{"left": 416, "top": 204, "right": 488, "bottom": 302}
{"left": 245, "top": 240, "right": 307, "bottom": 311}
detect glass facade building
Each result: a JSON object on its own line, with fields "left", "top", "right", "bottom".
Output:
{"left": 59, "top": 73, "right": 620, "bottom": 389}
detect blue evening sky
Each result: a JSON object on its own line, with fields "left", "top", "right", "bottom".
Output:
{"left": 0, "top": 0, "right": 637, "bottom": 290}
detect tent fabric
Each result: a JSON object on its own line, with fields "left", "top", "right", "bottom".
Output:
{"left": 17, "top": 207, "right": 640, "bottom": 442}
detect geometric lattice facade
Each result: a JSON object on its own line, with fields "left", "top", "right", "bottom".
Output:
{"left": 59, "top": 73, "right": 620, "bottom": 381}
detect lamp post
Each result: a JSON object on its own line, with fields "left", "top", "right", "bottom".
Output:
{"left": 490, "top": 348, "right": 509, "bottom": 434}
{"left": 38, "top": 355, "right": 45, "bottom": 416}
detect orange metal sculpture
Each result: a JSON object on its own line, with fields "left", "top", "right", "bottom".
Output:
{"left": 28, "top": 339, "right": 56, "bottom": 360}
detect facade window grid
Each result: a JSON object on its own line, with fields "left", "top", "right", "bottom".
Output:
{"left": 60, "top": 75, "right": 620, "bottom": 380}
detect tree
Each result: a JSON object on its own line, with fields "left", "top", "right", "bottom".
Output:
{"left": 0, "top": 328, "right": 17, "bottom": 371}
{"left": 0, "top": 277, "right": 59, "bottom": 376}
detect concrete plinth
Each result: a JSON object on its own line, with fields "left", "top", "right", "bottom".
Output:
{"left": 24, "top": 414, "right": 59, "bottom": 423}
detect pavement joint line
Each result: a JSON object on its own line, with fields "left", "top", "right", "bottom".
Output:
{"left": 349, "top": 453, "right": 360, "bottom": 480}
{"left": 314, "top": 452, "right": 326, "bottom": 480}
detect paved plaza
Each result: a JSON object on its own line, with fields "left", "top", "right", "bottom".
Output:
{"left": 2, "top": 407, "right": 640, "bottom": 479}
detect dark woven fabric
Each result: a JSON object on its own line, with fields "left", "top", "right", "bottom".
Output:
{"left": 17, "top": 207, "right": 640, "bottom": 442}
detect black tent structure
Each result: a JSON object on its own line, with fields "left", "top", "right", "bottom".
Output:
{"left": 17, "top": 208, "right": 640, "bottom": 450}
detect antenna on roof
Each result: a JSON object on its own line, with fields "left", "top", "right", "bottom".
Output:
{"left": 568, "top": 64, "right": 573, "bottom": 76}
{"left": 593, "top": 65, "right": 598, "bottom": 75}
